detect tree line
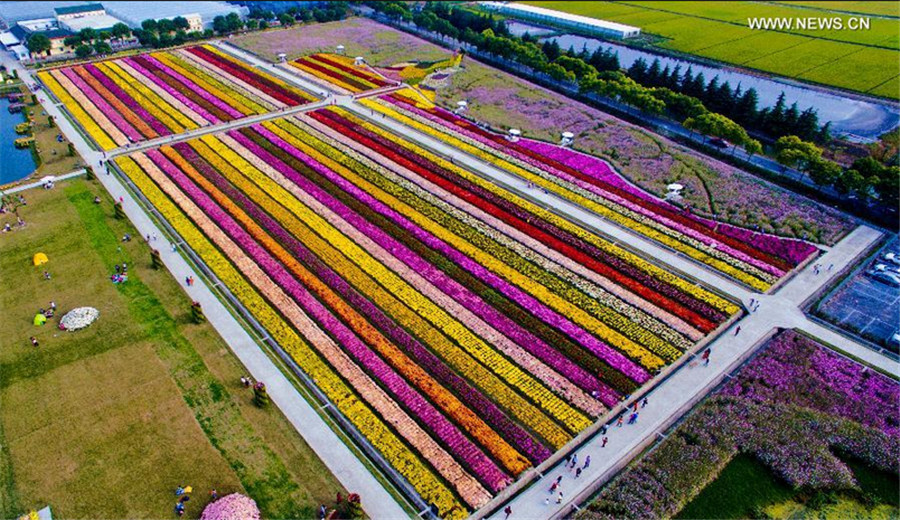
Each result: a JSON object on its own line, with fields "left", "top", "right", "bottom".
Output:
{"left": 368, "top": 1, "right": 898, "bottom": 211}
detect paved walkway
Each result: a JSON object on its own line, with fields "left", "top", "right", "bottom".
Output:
{"left": 478, "top": 225, "right": 892, "bottom": 520}
{"left": 0, "top": 51, "right": 410, "bottom": 520}
{"left": 1, "top": 168, "right": 86, "bottom": 194}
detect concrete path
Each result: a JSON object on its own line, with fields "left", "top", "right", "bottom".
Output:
{"left": 478, "top": 224, "right": 893, "bottom": 520}
{"left": 1, "top": 168, "right": 86, "bottom": 194}
{"left": 0, "top": 51, "right": 410, "bottom": 520}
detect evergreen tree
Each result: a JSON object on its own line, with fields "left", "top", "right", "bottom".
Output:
{"left": 542, "top": 39, "right": 561, "bottom": 61}
{"left": 628, "top": 57, "right": 648, "bottom": 83}
{"left": 735, "top": 87, "right": 759, "bottom": 125}
{"left": 646, "top": 58, "right": 662, "bottom": 86}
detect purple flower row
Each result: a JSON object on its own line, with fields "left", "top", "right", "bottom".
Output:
{"left": 253, "top": 118, "right": 649, "bottom": 386}
{"left": 83, "top": 64, "right": 172, "bottom": 137}
{"left": 61, "top": 66, "right": 144, "bottom": 142}
{"left": 226, "top": 129, "right": 556, "bottom": 463}
{"left": 123, "top": 56, "right": 220, "bottom": 124}
{"left": 141, "top": 54, "right": 245, "bottom": 120}
{"left": 146, "top": 146, "right": 510, "bottom": 493}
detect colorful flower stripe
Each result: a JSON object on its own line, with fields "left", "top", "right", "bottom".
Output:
{"left": 189, "top": 136, "right": 536, "bottom": 474}
{"left": 50, "top": 68, "right": 129, "bottom": 147}
{"left": 361, "top": 100, "right": 737, "bottom": 319}
{"left": 186, "top": 45, "right": 314, "bottom": 106}
{"left": 315, "top": 109, "right": 690, "bottom": 359}
{"left": 198, "top": 44, "right": 317, "bottom": 103}
{"left": 209, "top": 131, "right": 558, "bottom": 462}
{"left": 291, "top": 59, "right": 364, "bottom": 94}
{"left": 151, "top": 52, "right": 258, "bottom": 117}
{"left": 233, "top": 125, "right": 592, "bottom": 436}
{"left": 224, "top": 128, "right": 576, "bottom": 449}
{"left": 286, "top": 114, "right": 643, "bottom": 396}
{"left": 145, "top": 146, "right": 494, "bottom": 507}
{"left": 123, "top": 56, "right": 221, "bottom": 124}
{"left": 312, "top": 54, "right": 391, "bottom": 87}
{"left": 99, "top": 61, "right": 197, "bottom": 132}
{"left": 45, "top": 47, "right": 318, "bottom": 149}
{"left": 165, "top": 142, "right": 513, "bottom": 492}
{"left": 165, "top": 50, "right": 273, "bottom": 113}
{"left": 83, "top": 63, "right": 170, "bottom": 137}
{"left": 115, "top": 155, "right": 467, "bottom": 519}
{"left": 366, "top": 98, "right": 774, "bottom": 291}
{"left": 387, "top": 96, "right": 791, "bottom": 277}
{"left": 38, "top": 70, "right": 116, "bottom": 150}
{"left": 61, "top": 66, "right": 144, "bottom": 143}
{"left": 263, "top": 118, "right": 609, "bottom": 414}
{"left": 72, "top": 65, "right": 158, "bottom": 139}
{"left": 290, "top": 112, "right": 655, "bottom": 386}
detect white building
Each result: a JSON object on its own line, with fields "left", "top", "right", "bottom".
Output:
{"left": 55, "top": 4, "right": 125, "bottom": 33}
{"left": 480, "top": 2, "right": 641, "bottom": 39}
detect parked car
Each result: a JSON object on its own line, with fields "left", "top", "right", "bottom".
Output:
{"left": 709, "top": 138, "right": 729, "bottom": 149}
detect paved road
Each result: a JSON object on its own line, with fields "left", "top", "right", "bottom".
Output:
{"left": 7, "top": 44, "right": 898, "bottom": 520}
{"left": 1, "top": 168, "right": 86, "bottom": 194}
{"left": 0, "top": 51, "right": 411, "bottom": 520}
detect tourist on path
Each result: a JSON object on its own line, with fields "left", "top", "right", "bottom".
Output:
{"left": 628, "top": 412, "right": 638, "bottom": 424}
{"left": 641, "top": 397, "right": 648, "bottom": 408}
{"left": 616, "top": 415, "right": 624, "bottom": 427}
{"left": 504, "top": 505, "right": 512, "bottom": 519}
{"left": 735, "top": 326, "right": 741, "bottom": 336}
{"left": 601, "top": 437, "right": 608, "bottom": 448}
{"left": 583, "top": 455, "right": 591, "bottom": 469}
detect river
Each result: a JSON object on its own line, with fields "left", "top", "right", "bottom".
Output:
{"left": 504, "top": 21, "right": 899, "bottom": 139}
{"left": 1, "top": 96, "right": 37, "bottom": 186}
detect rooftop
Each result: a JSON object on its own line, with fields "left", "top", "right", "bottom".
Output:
{"left": 54, "top": 3, "right": 104, "bottom": 16}
{"left": 60, "top": 12, "right": 123, "bottom": 32}
{"left": 481, "top": 2, "right": 641, "bottom": 35}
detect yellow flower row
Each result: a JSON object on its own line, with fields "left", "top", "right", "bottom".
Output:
{"left": 362, "top": 97, "right": 768, "bottom": 295}
{"left": 116, "top": 154, "right": 468, "bottom": 519}
{"left": 309, "top": 111, "right": 686, "bottom": 361}
{"left": 189, "top": 136, "right": 531, "bottom": 476}
{"left": 321, "top": 109, "right": 676, "bottom": 367}
{"left": 204, "top": 131, "right": 575, "bottom": 448}
{"left": 290, "top": 61, "right": 360, "bottom": 93}
{"left": 266, "top": 118, "right": 594, "bottom": 431}
{"left": 381, "top": 96, "right": 777, "bottom": 289}
{"left": 38, "top": 69, "right": 116, "bottom": 150}
{"left": 171, "top": 49, "right": 273, "bottom": 113}
{"left": 98, "top": 60, "right": 196, "bottom": 133}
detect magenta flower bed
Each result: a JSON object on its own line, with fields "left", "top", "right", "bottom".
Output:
{"left": 60, "top": 67, "right": 144, "bottom": 142}
{"left": 123, "top": 57, "right": 220, "bottom": 124}
{"left": 146, "top": 147, "right": 511, "bottom": 492}
{"left": 141, "top": 54, "right": 245, "bottom": 119}
{"left": 721, "top": 330, "right": 900, "bottom": 436}
{"left": 83, "top": 63, "right": 171, "bottom": 137}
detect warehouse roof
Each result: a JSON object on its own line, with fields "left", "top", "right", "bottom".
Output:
{"left": 54, "top": 3, "right": 103, "bottom": 16}
{"left": 480, "top": 2, "right": 640, "bottom": 35}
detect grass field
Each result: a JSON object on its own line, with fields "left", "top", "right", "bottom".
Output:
{"left": 520, "top": 1, "right": 900, "bottom": 99}
{"left": 0, "top": 180, "right": 342, "bottom": 519}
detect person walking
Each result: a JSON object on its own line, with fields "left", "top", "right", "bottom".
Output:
{"left": 570, "top": 453, "right": 577, "bottom": 468}
{"left": 556, "top": 491, "right": 563, "bottom": 504}
{"left": 549, "top": 481, "right": 558, "bottom": 493}
{"left": 575, "top": 467, "right": 582, "bottom": 479}
{"left": 601, "top": 436, "right": 608, "bottom": 448}
{"left": 504, "top": 505, "right": 512, "bottom": 519}
{"left": 628, "top": 412, "right": 638, "bottom": 424}
{"left": 583, "top": 455, "right": 591, "bottom": 470}
{"left": 210, "top": 489, "right": 218, "bottom": 501}
{"left": 734, "top": 326, "right": 741, "bottom": 336}
{"left": 641, "top": 397, "right": 648, "bottom": 408}
{"left": 616, "top": 415, "right": 624, "bottom": 427}
{"left": 30, "top": 336, "right": 39, "bottom": 348}
{"left": 701, "top": 348, "right": 711, "bottom": 366}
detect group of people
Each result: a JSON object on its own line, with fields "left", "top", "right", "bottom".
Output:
{"left": 173, "top": 484, "right": 218, "bottom": 516}
{"left": 111, "top": 263, "right": 128, "bottom": 284}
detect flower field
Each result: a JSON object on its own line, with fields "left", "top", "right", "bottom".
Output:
{"left": 114, "top": 106, "right": 738, "bottom": 517}
{"left": 579, "top": 329, "right": 900, "bottom": 519}
{"left": 291, "top": 53, "right": 392, "bottom": 94}
{"left": 38, "top": 44, "right": 316, "bottom": 150}
{"left": 367, "top": 89, "right": 819, "bottom": 291}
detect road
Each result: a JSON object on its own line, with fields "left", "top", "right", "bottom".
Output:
{"left": 1, "top": 168, "right": 86, "bottom": 194}
{"left": 6, "top": 43, "right": 897, "bottom": 520}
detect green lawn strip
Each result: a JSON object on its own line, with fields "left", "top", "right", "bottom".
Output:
{"left": 843, "top": 456, "right": 900, "bottom": 508}
{"left": 0, "top": 419, "right": 21, "bottom": 518}
{"left": 64, "top": 181, "right": 332, "bottom": 519}
{"left": 675, "top": 453, "right": 795, "bottom": 519}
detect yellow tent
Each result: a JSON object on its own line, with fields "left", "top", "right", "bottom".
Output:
{"left": 33, "top": 313, "right": 46, "bottom": 326}
{"left": 33, "top": 252, "right": 48, "bottom": 266}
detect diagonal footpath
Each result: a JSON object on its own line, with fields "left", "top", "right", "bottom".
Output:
{"left": 0, "top": 52, "right": 411, "bottom": 520}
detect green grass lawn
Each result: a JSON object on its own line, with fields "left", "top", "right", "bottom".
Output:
{"left": 0, "top": 179, "right": 343, "bottom": 519}
{"left": 675, "top": 453, "right": 795, "bottom": 519}
{"left": 520, "top": 1, "right": 899, "bottom": 99}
